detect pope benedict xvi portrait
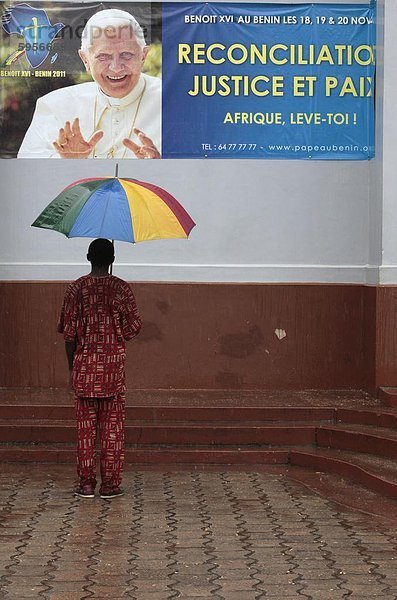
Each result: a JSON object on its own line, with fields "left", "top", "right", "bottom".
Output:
{"left": 18, "top": 9, "right": 161, "bottom": 159}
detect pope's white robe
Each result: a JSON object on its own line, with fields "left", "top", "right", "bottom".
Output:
{"left": 18, "top": 73, "right": 161, "bottom": 158}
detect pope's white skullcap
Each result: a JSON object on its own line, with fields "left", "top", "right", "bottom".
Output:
{"left": 81, "top": 8, "right": 146, "bottom": 51}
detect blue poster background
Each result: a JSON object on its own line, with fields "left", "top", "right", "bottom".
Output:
{"left": 162, "top": 3, "right": 376, "bottom": 159}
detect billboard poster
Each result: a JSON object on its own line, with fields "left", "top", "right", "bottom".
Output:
{"left": 0, "top": 1, "right": 376, "bottom": 160}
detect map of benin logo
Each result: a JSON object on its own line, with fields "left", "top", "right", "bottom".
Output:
{"left": 2, "top": 3, "right": 64, "bottom": 68}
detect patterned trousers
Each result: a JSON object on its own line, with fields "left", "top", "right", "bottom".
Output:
{"left": 75, "top": 395, "right": 126, "bottom": 491}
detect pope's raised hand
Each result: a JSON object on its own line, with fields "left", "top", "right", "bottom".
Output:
{"left": 122, "top": 128, "right": 161, "bottom": 159}
{"left": 53, "top": 118, "right": 104, "bottom": 159}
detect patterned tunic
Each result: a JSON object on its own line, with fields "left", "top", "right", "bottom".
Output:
{"left": 58, "top": 275, "right": 141, "bottom": 398}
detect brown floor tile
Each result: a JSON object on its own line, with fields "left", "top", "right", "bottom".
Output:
{"left": 1, "top": 465, "right": 397, "bottom": 600}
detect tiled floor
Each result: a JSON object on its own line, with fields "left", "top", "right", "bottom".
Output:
{"left": 1, "top": 463, "right": 397, "bottom": 599}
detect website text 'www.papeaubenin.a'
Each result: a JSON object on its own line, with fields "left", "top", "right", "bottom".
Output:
{"left": 267, "top": 143, "right": 370, "bottom": 153}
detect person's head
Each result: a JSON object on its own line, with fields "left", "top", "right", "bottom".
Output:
{"left": 79, "top": 9, "right": 149, "bottom": 99}
{"left": 87, "top": 238, "right": 115, "bottom": 268}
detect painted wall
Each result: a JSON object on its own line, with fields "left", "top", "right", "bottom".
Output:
{"left": 0, "top": 282, "right": 377, "bottom": 390}
{"left": 379, "top": 0, "right": 397, "bottom": 284}
{"left": 0, "top": 158, "right": 372, "bottom": 282}
{"left": 0, "top": 0, "right": 378, "bottom": 285}
{"left": 2, "top": 0, "right": 396, "bottom": 392}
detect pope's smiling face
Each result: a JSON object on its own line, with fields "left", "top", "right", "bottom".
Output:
{"left": 79, "top": 26, "right": 149, "bottom": 98}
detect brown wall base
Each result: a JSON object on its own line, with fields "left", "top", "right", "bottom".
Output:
{"left": 0, "top": 281, "right": 388, "bottom": 391}
{"left": 376, "top": 286, "right": 397, "bottom": 388}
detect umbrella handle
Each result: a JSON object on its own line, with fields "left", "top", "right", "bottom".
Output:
{"left": 110, "top": 239, "right": 114, "bottom": 275}
{"left": 111, "top": 164, "right": 117, "bottom": 275}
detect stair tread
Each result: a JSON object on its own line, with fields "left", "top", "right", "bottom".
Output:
{"left": 0, "top": 405, "right": 337, "bottom": 414}
{"left": 286, "top": 466, "right": 397, "bottom": 522}
{"left": 0, "top": 442, "right": 309, "bottom": 451}
{"left": 293, "top": 447, "right": 397, "bottom": 482}
{"left": 0, "top": 442, "right": 294, "bottom": 451}
{"left": 0, "top": 419, "right": 319, "bottom": 428}
{"left": 379, "top": 387, "right": 397, "bottom": 394}
{"left": 0, "top": 419, "right": 75, "bottom": 426}
{"left": 0, "top": 388, "right": 382, "bottom": 408}
{"left": 1, "top": 419, "right": 397, "bottom": 434}
{"left": 2, "top": 404, "right": 397, "bottom": 420}
{"left": 125, "top": 443, "right": 300, "bottom": 450}
{"left": 2, "top": 443, "right": 397, "bottom": 478}
{"left": 2, "top": 443, "right": 397, "bottom": 486}
{"left": 321, "top": 423, "right": 397, "bottom": 440}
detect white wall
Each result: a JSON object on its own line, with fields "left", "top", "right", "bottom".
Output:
{"left": 0, "top": 0, "right": 385, "bottom": 284}
{"left": 379, "top": 0, "right": 397, "bottom": 284}
{"left": 368, "top": 0, "right": 384, "bottom": 276}
{"left": 0, "top": 157, "right": 372, "bottom": 282}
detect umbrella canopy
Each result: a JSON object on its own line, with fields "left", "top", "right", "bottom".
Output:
{"left": 32, "top": 177, "right": 195, "bottom": 243}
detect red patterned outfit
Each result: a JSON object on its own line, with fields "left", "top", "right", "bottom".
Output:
{"left": 58, "top": 275, "right": 141, "bottom": 492}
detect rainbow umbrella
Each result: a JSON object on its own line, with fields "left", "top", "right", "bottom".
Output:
{"left": 32, "top": 176, "right": 195, "bottom": 243}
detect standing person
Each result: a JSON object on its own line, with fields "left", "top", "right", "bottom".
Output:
{"left": 58, "top": 238, "right": 142, "bottom": 499}
{"left": 18, "top": 8, "right": 161, "bottom": 159}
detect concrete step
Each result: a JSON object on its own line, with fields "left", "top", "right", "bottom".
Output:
{"left": 0, "top": 388, "right": 380, "bottom": 407}
{"left": 0, "top": 405, "right": 74, "bottom": 420}
{"left": 2, "top": 413, "right": 397, "bottom": 453}
{"left": 290, "top": 447, "right": 397, "bottom": 499}
{"left": 0, "top": 444, "right": 76, "bottom": 463}
{"left": 0, "top": 389, "right": 396, "bottom": 501}
{"left": 2, "top": 419, "right": 397, "bottom": 456}
{"left": 124, "top": 447, "right": 291, "bottom": 465}
{"left": 286, "top": 465, "right": 397, "bottom": 522}
{"left": 0, "top": 443, "right": 291, "bottom": 465}
{"left": 317, "top": 424, "right": 397, "bottom": 459}
{"left": 336, "top": 407, "right": 397, "bottom": 427}
{"left": 329, "top": 421, "right": 397, "bottom": 439}
{"left": 0, "top": 421, "right": 317, "bottom": 445}
{"left": 2, "top": 443, "right": 397, "bottom": 501}
{"left": 0, "top": 404, "right": 337, "bottom": 422}
{"left": 378, "top": 387, "right": 397, "bottom": 408}
{"left": 2, "top": 403, "right": 396, "bottom": 426}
